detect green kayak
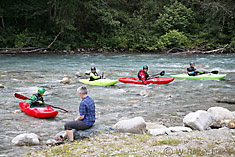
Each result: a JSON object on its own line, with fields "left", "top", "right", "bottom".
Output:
{"left": 171, "top": 73, "right": 227, "bottom": 79}
{"left": 79, "top": 79, "right": 118, "bottom": 86}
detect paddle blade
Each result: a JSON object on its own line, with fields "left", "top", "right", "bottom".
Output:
{"left": 160, "top": 71, "right": 165, "bottom": 76}
{"left": 211, "top": 71, "right": 219, "bottom": 74}
{"left": 14, "top": 93, "right": 30, "bottom": 100}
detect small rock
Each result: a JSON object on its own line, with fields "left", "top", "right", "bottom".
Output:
{"left": 168, "top": 126, "right": 192, "bottom": 132}
{"left": 148, "top": 128, "right": 170, "bottom": 136}
{"left": 146, "top": 122, "right": 167, "bottom": 130}
{"left": 113, "top": 117, "right": 146, "bottom": 134}
{"left": 46, "top": 139, "right": 63, "bottom": 146}
{"left": 12, "top": 133, "right": 40, "bottom": 146}
{"left": 59, "top": 75, "right": 73, "bottom": 84}
{"left": 207, "top": 107, "right": 235, "bottom": 127}
{"left": 0, "top": 84, "right": 4, "bottom": 88}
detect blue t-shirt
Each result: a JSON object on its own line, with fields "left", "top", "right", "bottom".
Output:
{"left": 79, "top": 96, "right": 96, "bottom": 126}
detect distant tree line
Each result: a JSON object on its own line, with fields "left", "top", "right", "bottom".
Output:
{"left": 0, "top": 0, "right": 234, "bottom": 52}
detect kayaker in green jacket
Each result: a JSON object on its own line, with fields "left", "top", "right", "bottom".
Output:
{"left": 28, "top": 87, "right": 46, "bottom": 107}
{"left": 90, "top": 67, "right": 103, "bottom": 81}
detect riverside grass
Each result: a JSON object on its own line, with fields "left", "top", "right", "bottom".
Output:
{"left": 26, "top": 129, "right": 235, "bottom": 156}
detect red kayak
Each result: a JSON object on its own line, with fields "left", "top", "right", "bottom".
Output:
{"left": 119, "top": 77, "right": 174, "bottom": 85}
{"left": 19, "top": 102, "right": 58, "bottom": 118}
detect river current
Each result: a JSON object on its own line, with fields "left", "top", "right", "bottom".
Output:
{"left": 0, "top": 53, "right": 234, "bottom": 156}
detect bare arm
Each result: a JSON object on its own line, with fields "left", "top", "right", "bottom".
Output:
{"left": 76, "top": 115, "right": 85, "bottom": 120}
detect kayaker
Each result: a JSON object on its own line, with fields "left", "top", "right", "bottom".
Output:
{"left": 138, "top": 65, "right": 151, "bottom": 85}
{"left": 90, "top": 67, "right": 102, "bottom": 81}
{"left": 28, "top": 87, "right": 46, "bottom": 107}
{"left": 57, "top": 86, "right": 95, "bottom": 143}
{"left": 187, "top": 62, "right": 200, "bottom": 76}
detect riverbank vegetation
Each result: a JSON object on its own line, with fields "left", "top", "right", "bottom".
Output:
{"left": 28, "top": 130, "right": 235, "bottom": 156}
{"left": 0, "top": 0, "right": 234, "bottom": 53}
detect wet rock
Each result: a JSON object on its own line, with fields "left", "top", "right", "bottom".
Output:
{"left": 75, "top": 72, "right": 83, "bottom": 77}
{"left": 216, "top": 97, "right": 235, "bottom": 104}
{"left": 146, "top": 122, "right": 167, "bottom": 130}
{"left": 113, "top": 117, "right": 146, "bottom": 134}
{"left": 140, "top": 89, "right": 150, "bottom": 97}
{"left": 12, "top": 133, "right": 40, "bottom": 146}
{"left": 183, "top": 110, "right": 214, "bottom": 131}
{"left": 59, "top": 75, "right": 73, "bottom": 84}
{"left": 207, "top": 107, "right": 235, "bottom": 128}
{"left": 55, "top": 125, "right": 113, "bottom": 141}
{"left": 168, "top": 126, "right": 192, "bottom": 132}
{"left": 74, "top": 125, "right": 113, "bottom": 140}
{"left": 0, "top": 84, "right": 4, "bottom": 88}
{"left": 148, "top": 128, "right": 171, "bottom": 136}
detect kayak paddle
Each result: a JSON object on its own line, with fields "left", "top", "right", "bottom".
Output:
{"left": 152, "top": 71, "right": 165, "bottom": 77}
{"left": 199, "top": 70, "right": 219, "bottom": 74}
{"left": 14, "top": 93, "right": 72, "bottom": 112}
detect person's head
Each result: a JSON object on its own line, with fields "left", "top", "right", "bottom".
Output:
{"left": 37, "top": 87, "right": 46, "bottom": 96}
{"left": 77, "top": 86, "right": 87, "bottom": 98}
{"left": 189, "top": 62, "right": 195, "bottom": 67}
{"left": 143, "top": 65, "right": 148, "bottom": 72}
{"left": 91, "top": 67, "right": 96, "bottom": 73}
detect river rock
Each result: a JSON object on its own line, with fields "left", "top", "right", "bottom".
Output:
{"left": 59, "top": 75, "right": 72, "bottom": 84}
{"left": 216, "top": 97, "right": 235, "bottom": 104}
{"left": 207, "top": 107, "right": 235, "bottom": 128}
{"left": 146, "top": 122, "right": 167, "bottom": 130}
{"left": 220, "top": 120, "right": 235, "bottom": 129}
{"left": 74, "top": 125, "right": 113, "bottom": 140}
{"left": 140, "top": 89, "right": 150, "bottom": 97}
{"left": 183, "top": 110, "right": 214, "bottom": 131}
{"left": 168, "top": 126, "right": 192, "bottom": 132}
{"left": 0, "top": 84, "right": 4, "bottom": 88}
{"left": 113, "top": 117, "right": 146, "bottom": 134}
{"left": 148, "top": 128, "right": 170, "bottom": 136}
{"left": 12, "top": 133, "right": 40, "bottom": 146}
{"left": 55, "top": 125, "right": 113, "bottom": 141}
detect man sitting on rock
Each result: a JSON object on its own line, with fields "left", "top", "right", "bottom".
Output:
{"left": 56, "top": 86, "right": 95, "bottom": 143}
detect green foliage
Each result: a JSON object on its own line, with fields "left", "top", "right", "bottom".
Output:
{"left": 156, "top": 1, "right": 195, "bottom": 33}
{"left": 157, "top": 30, "right": 190, "bottom": 50}
{"left": 0, "top": 0, "right": 234, "bottom": 52}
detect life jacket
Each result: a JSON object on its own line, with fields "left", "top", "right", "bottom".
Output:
{"left": 187, "top": 67, "right": 195, "bottom": 72}
{"left": 33, "top": 93, "right": 44, "bottom": 102}
{"left": 138, "top": 70, "right": 149, "bottom": 80}
{"left": 90, "top": 72, "right": 100, "bottom": 81}
{"left": 187, "top": 67, "right": 198, "bottom": 76}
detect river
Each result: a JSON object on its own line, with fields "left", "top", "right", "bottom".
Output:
{"left": 0, "top": 53, "right": 234, "bottom": 156}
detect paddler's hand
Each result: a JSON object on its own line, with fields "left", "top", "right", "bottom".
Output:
{"left": 37, "top": 101, "right": 43, "bottom": 104}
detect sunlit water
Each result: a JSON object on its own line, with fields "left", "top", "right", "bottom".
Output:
{"left": 0, "top": 53, "right": 235, "bottom": 156}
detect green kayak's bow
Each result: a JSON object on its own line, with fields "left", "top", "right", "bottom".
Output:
{"left": 171, "top": 73, "right": 226, "bottom": 79}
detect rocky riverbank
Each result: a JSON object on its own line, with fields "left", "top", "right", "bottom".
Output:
{"left": 27, "top": 128, "right": 235, "bottom": 156}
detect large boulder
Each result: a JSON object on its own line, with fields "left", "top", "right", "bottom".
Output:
{"left": 183, "top": 110, "right": 214, "bottom": 131}
{"left": 207, "top": 107, "right": 235, "bottom": 127}
{"left": 113, "top": 117, "right": 146, "bottom": 134}
{"left": 74, "top": 125, "right": 113, "bottom": 140}
{"left": 54, "top": 125, "right": 113, "bottom": 141}
{"left": 12, "top": 133, "right": 40, "bottom": 146}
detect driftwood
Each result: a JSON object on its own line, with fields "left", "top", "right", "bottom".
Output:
{"left": 168, "top": 45, "right": 228, "bottom": 54}
{"left": 0, "top": 31, "right": 62, "bottom": 54}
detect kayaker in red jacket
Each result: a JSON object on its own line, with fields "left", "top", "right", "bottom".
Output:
{"left": 138, "top": 65, "right": 151, "bottom": 85}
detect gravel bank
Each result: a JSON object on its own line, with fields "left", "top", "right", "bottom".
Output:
{"left": 28, "top": 128, "right": 235, "bottom": 156}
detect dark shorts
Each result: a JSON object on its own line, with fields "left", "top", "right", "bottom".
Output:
{"left": 64, "top": 120, "right": 92, "bottom": 130}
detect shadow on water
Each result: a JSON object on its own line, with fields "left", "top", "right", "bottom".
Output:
{"left": 0, "top": 53, "right": 235, "bottom": 156}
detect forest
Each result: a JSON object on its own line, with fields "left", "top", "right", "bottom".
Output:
{"left": 0, "top": 0, "right": 234, "bottom": 53}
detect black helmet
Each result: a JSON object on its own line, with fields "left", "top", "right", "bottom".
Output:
{"left": 143, "top": 65, "right": 148, "bottom": 70}
{"left": 91, "top": 67, "right": 96, "bottom": 70}
{"left": 189, "top": 62, "right": 195, "bottom": 65}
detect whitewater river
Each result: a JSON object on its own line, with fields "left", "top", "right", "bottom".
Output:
{"left": 0, "top": 53, "right": 234, "bottom": 156}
